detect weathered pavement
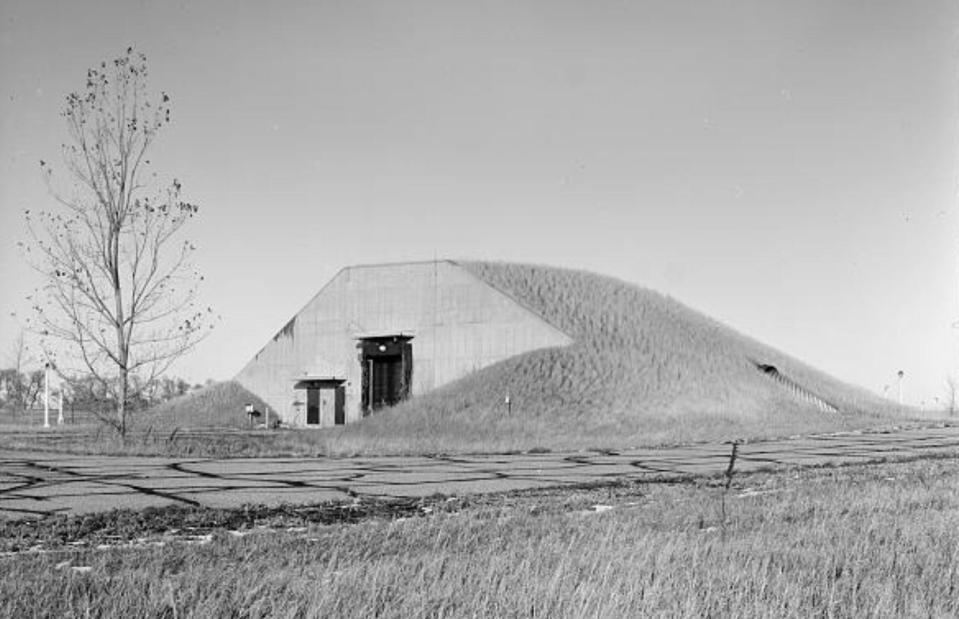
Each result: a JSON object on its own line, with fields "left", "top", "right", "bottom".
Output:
{"left": 2, "top": 425, "right": 957, "bottom": 519}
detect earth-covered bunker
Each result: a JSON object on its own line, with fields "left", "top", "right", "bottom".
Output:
{"left": 235, "top": 260, "right": 573, "bottom": 427}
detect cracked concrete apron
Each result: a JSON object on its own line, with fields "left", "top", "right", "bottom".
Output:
{"left": 2, "top": 425, "right": 957, "bottom": 519}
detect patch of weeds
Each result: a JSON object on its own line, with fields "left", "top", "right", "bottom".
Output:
{"left": 0, "top": 496, "right": 458, "bottom": 553}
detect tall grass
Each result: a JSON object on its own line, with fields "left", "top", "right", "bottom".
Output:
{"left": 140, "top": 381, "right": 269, "bottom": 430}
{"left": 2, "top": 459, "right": 956, "bottom": 617}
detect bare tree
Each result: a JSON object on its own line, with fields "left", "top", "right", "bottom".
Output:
{"left": 22, "top": 48, "right": 212, "bottom": 436}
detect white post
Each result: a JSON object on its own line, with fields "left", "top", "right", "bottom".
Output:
{"left": 57, "top": 390, "right": 64, "bottom": 425}
{"left": 896, "top": 370, "right": 904, "bottom": 405}
{"left": 43, "top": 363, "right": 50, "bottom": 428}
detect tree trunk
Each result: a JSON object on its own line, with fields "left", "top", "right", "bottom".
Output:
{"left": 113, "top": 225, "right": 128, "bottom": 438}
{"left": 116, "top": 310, "right": 128, "bottom": 437}
{"left": 118, "top": 366, "right": 128, "bottom": 438}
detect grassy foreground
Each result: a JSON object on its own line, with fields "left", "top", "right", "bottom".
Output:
{"left": 2, "top": 458, "right": 957, "bottom": 618}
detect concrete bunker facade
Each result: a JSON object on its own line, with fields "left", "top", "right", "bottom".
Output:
{"left": 235, "top": 261, "right": 573, "bottom": 427}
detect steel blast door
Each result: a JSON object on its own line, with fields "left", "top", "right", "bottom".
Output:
{"left": 370, "top": 356, "right": 402, "bottom": 409}
{"left": 360, "top": 336, "right": 413, "bottom": 414}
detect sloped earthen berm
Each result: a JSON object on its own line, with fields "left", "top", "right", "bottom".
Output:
{"left": 1, "top": 425, "right": 957, "bottom": 519}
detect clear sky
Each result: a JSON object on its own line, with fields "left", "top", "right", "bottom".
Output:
{"left": 1, "top": 0, "right": 957, "bottom": 407}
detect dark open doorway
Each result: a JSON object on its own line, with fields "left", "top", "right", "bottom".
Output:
{"left": 359, "top": 335, "right": 413, "bottom": 414}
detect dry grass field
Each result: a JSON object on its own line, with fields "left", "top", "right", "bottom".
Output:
{"left": 2, "top": 457, "right": 956, "bottom": 618}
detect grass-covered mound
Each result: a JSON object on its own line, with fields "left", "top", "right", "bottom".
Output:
{"left": 140, "top": 381, "right": 270, "bottom": 430}
{"left": 336, "top": 262, "right": 912, "bottom": 452}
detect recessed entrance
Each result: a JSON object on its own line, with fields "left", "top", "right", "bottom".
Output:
{"left": 359, "top": 335, "right": 413, "bottom": 414}
{"left": 294, "top": 378, "right": 346, "bottom": 426}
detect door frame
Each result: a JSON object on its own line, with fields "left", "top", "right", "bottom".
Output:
{"left": 293, "top": 378, "right": 346, "bottom": 426}
{"left": 358, "top": 335, "right": 413, "bottom": 415}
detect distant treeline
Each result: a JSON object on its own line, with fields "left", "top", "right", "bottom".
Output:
{"left": 0, "top": 370, "right": 207, "bottom": 413}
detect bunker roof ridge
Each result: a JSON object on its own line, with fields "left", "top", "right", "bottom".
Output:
{"left": 341, "top": 258, "right": 458, "bottom": 271}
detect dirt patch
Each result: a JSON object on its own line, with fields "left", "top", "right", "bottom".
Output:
{"left": 0, "top": 479, "right": 653, "bottom": 555}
